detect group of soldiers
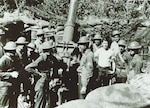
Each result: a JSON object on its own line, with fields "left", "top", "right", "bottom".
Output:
{"left": 0, "top": 23, "right": 149, "bottom": 108}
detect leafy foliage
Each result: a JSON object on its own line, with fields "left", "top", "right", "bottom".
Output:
{"left": 1, "top": 0, "right": 150, "bottom": 43}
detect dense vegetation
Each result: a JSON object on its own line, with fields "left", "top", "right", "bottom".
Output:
{"left": 0, "top": 0, "right": 150, "bottom": 44}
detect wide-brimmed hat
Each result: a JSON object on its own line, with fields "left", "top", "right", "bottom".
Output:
{"left": 118, "top": 40, "right": 126, "bottom": 46}
{"left": 93, "top": 33, "right": 102, "bottom": 40}
{"left": 128, "top": 41, "right": 142, "bottom": 49}
{"left": 112, "top": 30, "right": 121, "bottom": 36}
{"left": 44, "top": 32, "right": 54, "bottom": 38}
{"left": 36, "top": 29, "right": 44, "bottom": 36}
{"left": 43, "top": 27, "right": 51, "bottom": 33}
{"left": 78, "top": 36, "right": 89, "bottom": 44}
{"left": 4, "top": 41, "right": 16, "bottom": 50}
{"left": 30, "top": 25, "right": 42, "bottom": 31}
{"left": 42, "top": 41, "right": 54, "bottom": 50}
{"left": 27, "top": 43, "right": 36, "bottom": 50}
{"left": 16, "top": 37, "right": 28, "bottom": 45}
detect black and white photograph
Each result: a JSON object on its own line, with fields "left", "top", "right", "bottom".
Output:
{"left": 0, "top": 0, "right": 149, "bottom": 108}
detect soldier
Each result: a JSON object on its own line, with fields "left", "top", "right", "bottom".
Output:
{"left": 77, "top": 36, "right": 94, "bottom": 98}
{"left": 115, "top": 40, "right": 132, "bottom": 83}
{"left": 16, "top": 36, "right": 29, "bottom": 67}
{"left": 34, "top": 29, "right": 45, "bottom": 54}
{"left": 15, "top": 36, "right": 33, "bottom": 104}
{"left": 0, "top": 41, "right": 20, "bottom": 108}
{"left": 27, "top": 42, "right": 39, "bottom": 62}
{"left": 127, "top": 41, "right": 143, "bottom": 80}
{"left": 92, "top": 33, "right": 102, "bottom": 52}
{"left": 25, "top": 41, "right": 64, "bottom": 108}
{"left": 110, "top": 30, "right": 125, "bottom": 64}
{"left": 29, "top": 25, "right": 42, "bottom": 43}
{"left": 26, "top": 42, "right": 39, "bottom": 107}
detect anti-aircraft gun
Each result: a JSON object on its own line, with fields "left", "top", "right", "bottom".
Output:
{"left": 56, "top": 0, "right": 79, "bottom": 69}
{"left": 55, "top": 0, "right": 80, "bottom": 101}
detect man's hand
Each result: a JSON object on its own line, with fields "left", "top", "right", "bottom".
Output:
{"left": 10, "top": 71, "right": 19, "bottom": 78}
{"left": 58, "top": 68, "right": 63, "bottom": 75}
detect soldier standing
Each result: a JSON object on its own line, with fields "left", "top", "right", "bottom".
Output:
{"left": 27, "top": 42, "right": 39, "bottom": 62}
{"left": 77, "top": 36, "right": 94, "bottom": 98}
{"left": 16, "top": 36, "right": 29, "bottom": 67}
{"left": 127, "top": 41, "right": 143, "bottom": 80}
{"left": 115, "top": 40, "right": 131, "bottom": 83}
{"left": 110, "top": 30, "right": 125, "bottom": 63}
{"left": 0, "top": 41, "right": 20, "bottom": 108}
{"left": 25, "top": 41, "right": 64, "bottom": 108}
{"left": 34, "top": 29, "right": 45, "bottom": 54}
{"left": 92, "top": 33, "right": 102, "bottom": 52}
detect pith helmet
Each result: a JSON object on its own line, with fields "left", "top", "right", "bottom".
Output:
{"left": 78, "top": 36, "right": 89, "bottom": 44}
{"left": 93, "top": 33, "right": 102, "bottom": 40}
{"left": 42, "top": 41, "right": 54, "bottom": 50}
{"left": 128, "top": 41, "right": 141, "bottom": 49}
{"left": 27, "top": 43, "right": 36, "bottom": 50}
{"left": 118, "top": 40, "right": 126, "bottom": 46}
{"left": 16, "top": 37, "right": 28, "bottom": 45}
{"left": 4, "top": 41, "right": 16, "bottom": 50}
{"left": 112, "top": 30, "right": 121, "bottom": 36}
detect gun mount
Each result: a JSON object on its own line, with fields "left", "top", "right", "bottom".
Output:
{"left": 56, "top": 0, "right": 79, "bottom": 68}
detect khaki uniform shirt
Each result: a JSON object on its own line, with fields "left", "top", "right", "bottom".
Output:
{"left": 78, "top": 49, "right": 94, "bottom": 78}
{"left": 130, "top": 54, "right": 143, "bottom": 75}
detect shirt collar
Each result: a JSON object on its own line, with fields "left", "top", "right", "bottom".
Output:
{"left": 84, "top": 49, "right": 91, "bottom": 55}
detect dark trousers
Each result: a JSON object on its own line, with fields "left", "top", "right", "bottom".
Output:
{"left": 96, "top": 67, "right": 115, "bottom": 87}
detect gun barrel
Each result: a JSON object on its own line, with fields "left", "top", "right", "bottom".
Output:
{"left": 63, "top": 0, "right": 78, "bottom": 42}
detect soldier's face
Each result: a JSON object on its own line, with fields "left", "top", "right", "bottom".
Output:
{"left": 27, "top": 48, "right": 33, "bottom": 56}
{"left": 8, "top": 50, "right": 16, "bottom": 57}
{"left": 17, "top": 45, "right": 24, "bottom": 50}
{"left": 129, "top": 49, "right": 135, "bottom": 56}
{"left": 94, "top": 39, "right": 101, "bottom": 46}
{"left": 38, "top": 35, "right": 45, "bottom": 42}
{"left": 112, "top": 35, "right": 120, "bottom": 42}
{"left": 119, "top": 45, "right": 125, "bottom": 53}
{"left": 79, "top": 44, "right": 86, "bottom": 53}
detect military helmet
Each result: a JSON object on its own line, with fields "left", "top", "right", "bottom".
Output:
{"left": 16, "top": 37, "right": 28, "bottom": 45}
{"left": 42, "top": 41, "right": 54, "bottom": 50}
{"left": 44, "top": 32, "right": 54, "bottom": 38}
{"left": 118, "top": 40, "right": 126, "bottom": 46}
{"left": 43, "top": 27, "right": 51, "bottom": 33}
{"left": 27, "top": 43, "right": 36, "bottom": 50}
{"left": 128, "top": 41, "right": 141, "bottom": 49}
{"left": 4, "top": 41, "right": 16, "bottom": 50}
{"left": 36, "top": 29, "right": 44, "bottom": 36}
{"left": 78, "top": 36, "right": 89, "bottom": 44}
{"left": 30, "top": 25, "right": 41, "bottom": 31}
{"left": 112, "top": 30, "right": 121, "bottom": 36}
{"left": 93, "top": 33, "right": 102, "bottom": 40}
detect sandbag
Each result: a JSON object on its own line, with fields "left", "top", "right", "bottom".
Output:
{"left": 86, "top": 83, "right": 150, "bottom": 108}
{"left": 129, "top": 73, "right": 150, "bottom": 96}
{"left": 55, "top": 99, "right": 102, "bottom": 108}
